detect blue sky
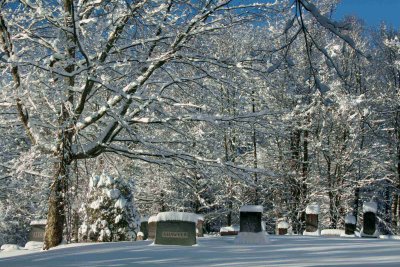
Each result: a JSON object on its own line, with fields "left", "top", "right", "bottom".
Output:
{"left": 334, "top": 0, "right": 400, "bottom": 28}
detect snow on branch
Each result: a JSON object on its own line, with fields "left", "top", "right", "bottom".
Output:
{"left": 298, "top": 0, "right": 364, "bottom": 56}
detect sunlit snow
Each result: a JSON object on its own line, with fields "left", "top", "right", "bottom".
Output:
{"left": 2, "top": 236, "right": 400, "bottom": 266}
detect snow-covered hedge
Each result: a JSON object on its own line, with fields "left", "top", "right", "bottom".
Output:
{"left": 79, "top": 173, "right": 140, "bottom": 242}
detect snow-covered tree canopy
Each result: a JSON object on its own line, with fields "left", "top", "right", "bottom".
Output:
{"left": 3, "top": 0, "right": 400, "bottom": 249}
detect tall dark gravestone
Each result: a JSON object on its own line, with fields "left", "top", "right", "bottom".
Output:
{"left": 29, "top": 220, "right": 47, "bottom": 242}
{"left": 303, "top": 204, "right": 320, "bottom": 236}
{"left": 154, "top": 212, "right": 198, "bottom": 246}
{"left": 344, "top": 214, "right": 356, "bottom": 236}
{"left": 234, "top": 205, "right": 269, "bottom": 244}
{"left": 361, "top": 202, "right": 378, "bottom": 237}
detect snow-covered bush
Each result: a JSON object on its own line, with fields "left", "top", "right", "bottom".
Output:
{"left": 79, "top": 173, "right": 139, "bottom": 242}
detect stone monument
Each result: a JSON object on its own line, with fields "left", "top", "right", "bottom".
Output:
{"left": 154, "top": 212, "right": 198, "bottom": 246}
{"left": 234, "top": 205, "right": 269, "bottom": 244}
{"left": 303, "top": 203, "right": 320, "bottom": 236}
{"left": 361, "top": 202, "right": 378, "bottom": 237}
{"left": 29, "top": 219, "right": 47, "bottom": 242}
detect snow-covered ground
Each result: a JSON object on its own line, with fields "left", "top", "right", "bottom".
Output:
{"left": 1, "top": 235, "right": 400, "bottom": 266}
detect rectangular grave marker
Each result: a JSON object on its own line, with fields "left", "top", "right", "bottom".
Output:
{"left": 235, "top": 205, "right": 269, "bottom": 244}
{"left": 240, "top": 211, "right": 262, "bottom": 233}
{"left": 344, "top": 214, "right": 356, "bottom": 236}
{"left": 303, "top": 204, "right": 320, "bottom": 236}
{"left": 29, "top": 220, "right": 47, "bottom": 242}
{"left": 361, "top": 202, "right": 378, "bottom": 237}
{"left": 277, "top": 221, "right": 289, "bottom": 235}
{"left": 154, "top": 212, "right": 198, "bottom": 246}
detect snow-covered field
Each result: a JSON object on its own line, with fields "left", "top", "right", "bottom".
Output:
{"left": 1, "top": 235, "right": 400, "bottom": 267}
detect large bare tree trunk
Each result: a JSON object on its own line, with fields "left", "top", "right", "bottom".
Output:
{"left": 44, "top": 149, "right": 70, "bottom": 249}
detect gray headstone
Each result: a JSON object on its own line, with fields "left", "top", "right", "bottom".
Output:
{"left": 155, "top": 221, "right": 196, "bottom": 246}
{"left": 29, "top": 225, "right": 46, "bottom": 242}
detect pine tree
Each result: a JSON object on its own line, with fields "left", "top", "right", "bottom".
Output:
{"left": 79, "top": 173, "right": 139, "bottom": 242}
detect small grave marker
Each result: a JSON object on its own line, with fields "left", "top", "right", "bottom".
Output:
{"left": 344, "top": 214, "right": 356, "bottom": 236}
{"left": 29, "top": 219, "right": 47, "bottom": 242}
{"left": 220, "top": 225, "right": 239, "bottom": 236}
{"left": 136, "top": 232, "right": 144, "bottom": 241}
{"left": 277, "top": 220, "right": 289, "bottom": 235}
{"left": 303, "top": 204, "right": 320, "bottom": 236}
{"left": 154, "top": 212, "right": 198, "bottom": 246}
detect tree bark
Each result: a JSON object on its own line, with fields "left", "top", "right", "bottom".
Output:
{"left": 43, "top": 151, "right": 69, "bottom": 249}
